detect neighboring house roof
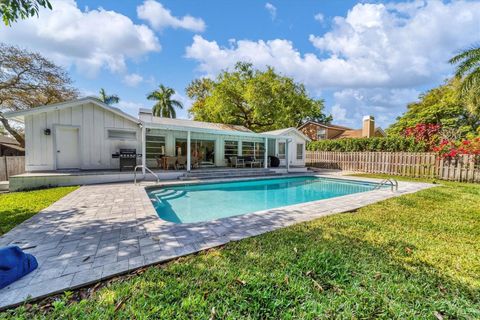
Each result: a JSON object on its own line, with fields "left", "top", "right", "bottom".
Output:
{"left": 297, "top": 120, "right": 352, "bottom": 131}
{"left": 0, "top": 136, "right": 24, "bottom": 152}
{"left": 3, "top": 97, "right": 140, "bottom": 125}
{"left": 262, "top": 127, "right": 311, "bottom": 142}
{"left": 335, "top": 127, "right": 385, "bottom": 139}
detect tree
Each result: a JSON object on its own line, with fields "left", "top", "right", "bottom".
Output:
{"left": 98, "top": 88, "right": 120, "bottom": 105}
{"left": 0, "top": 44, "right": 78, "bottom": 146}
{"left": 449, "top": 45, "right": 480, "bottom": 116}
{"left": 186, "top": 62, "right": 328, "bottom": 132}
{"left": 147, "top": 85, "right": 183, "bottom": 118}
{"left": 387, "top": 78, "right": 479, "bottom": 138}
{"left": 0, "top": 0, "right": 52, "bottom": 26}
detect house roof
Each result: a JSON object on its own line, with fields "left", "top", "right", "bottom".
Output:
{"left": 0, "top": 136, "right": 24, "bottom": 151}
{"left": 3, "top": 97, "right": 140, "bottom": 125}
{"left": 297, "top": 120, "right": 352, "bottom": 131}
{"left": 334, "top": 127, "right": 385, "bottom": 139}
{"left": 262, "top": 127, "right": 311, "bottom": 142}
{"left": 144, "top": 115, "right": 253, "bottom": 133}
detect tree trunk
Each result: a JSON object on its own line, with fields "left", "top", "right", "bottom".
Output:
{"left": 0, "top": 115, "right": 25, "bottom": 147}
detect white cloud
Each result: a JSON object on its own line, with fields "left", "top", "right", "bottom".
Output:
{"left": 331, "top": 88, "right": 420, "bottom": 128}
{"left": 331, "top": 104, "right": 348, "bottom": 122}
{"left": 123, "top": 73, "right": 144, "bottom": 87}
{"left": 0, "top": 0, "right": 160, "bottom": 77}
{"left": 137, "top": 0, "right": 205, "bottom": 32}
{"left": 186, "top": 1, "right": 480, "bottom": 89}
{"left": 314, "top": 13, "right": 324, "bottom": 23}
{"left": 265, "top": 3, "right": 277, "bottom": 20}
{"left": 117, "top": 100, "right": 145, "bottom": 117}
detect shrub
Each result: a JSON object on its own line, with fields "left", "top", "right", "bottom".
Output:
{"left": 433, "top": 137, "right": 480, "bottom": 159}
{"left": 307, "top": 137, "right": 428, "bottom": 152}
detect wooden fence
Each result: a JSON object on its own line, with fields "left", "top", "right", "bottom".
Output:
{"left": 306, "top": 151, "right": 480, "bottom": 183}
{"left": 0, "top": 156, "right": 25, "bottom": 181}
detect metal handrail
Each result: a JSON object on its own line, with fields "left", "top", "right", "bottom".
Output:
{"left": 373, "top": 178, "right": 398, "bottom": 191}
{"left": 134, "top": 165, "right": 160, "bottom": 184}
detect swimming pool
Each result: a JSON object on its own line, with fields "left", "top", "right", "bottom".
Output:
{"left": 148, "top": 176, "right": 381, "bottom": 224}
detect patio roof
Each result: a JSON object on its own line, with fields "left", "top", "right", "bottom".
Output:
{"left": 142, "top": 115, "right": 289, "bottom": 139}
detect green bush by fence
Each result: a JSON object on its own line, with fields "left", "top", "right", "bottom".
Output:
{"left": 307, "top": 137, "right": 428, "bottom": 152}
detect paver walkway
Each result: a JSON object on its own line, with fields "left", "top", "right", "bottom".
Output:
{"left": 0, "top": 174, "right": 434, "bottom": 309}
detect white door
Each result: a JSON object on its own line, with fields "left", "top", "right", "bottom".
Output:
{"left": 277, "top": 141, "right": 286, "bottom": 166}
{"left": 56, "top": 127, "right": 80, "bottom": 169}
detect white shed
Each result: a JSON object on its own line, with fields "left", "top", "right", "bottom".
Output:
{"left": 6, "top": 97, "right": 142, "bottom": 171}
{"left": 262, "top": 127, "right": 311, "bottom": 167}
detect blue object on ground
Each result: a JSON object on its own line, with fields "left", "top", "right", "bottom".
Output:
{"left": 0, "top": 246, "right": 38, "bottom": 289}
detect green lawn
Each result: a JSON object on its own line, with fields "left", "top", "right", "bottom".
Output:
{"left": 1, "top": 178, "right": 479, "bottom": 319}
{"left": 0, "top": 186, "right": 78, "bottom": 236}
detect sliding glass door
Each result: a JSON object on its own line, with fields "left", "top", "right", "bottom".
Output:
{"left": 176, "top": 139, "right": 215, "bottom": 165}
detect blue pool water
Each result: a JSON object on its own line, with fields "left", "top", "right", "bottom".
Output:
{"left": 147, "top": 176, "right": 379, "bottom": 223}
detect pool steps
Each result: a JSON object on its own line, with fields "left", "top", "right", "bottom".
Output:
{"left": 179, "top": 168, "right": 281, "bottom": 180}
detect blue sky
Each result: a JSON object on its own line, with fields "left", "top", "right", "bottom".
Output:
{"left": 1, "top": 0, "right": 480, "bottom": 129}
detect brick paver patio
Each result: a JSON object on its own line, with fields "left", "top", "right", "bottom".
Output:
{"left": 0, "top": 174, "right": 435, "bottom": 309}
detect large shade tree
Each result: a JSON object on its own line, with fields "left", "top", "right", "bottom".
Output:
{"left": 0, "top": 44, "right": 78, "bottom": 146}
{"left": 98, "top": 88, "right": 120, "bottom": 105}
{"left": 186, "top": 62, "right": 330, "bottom": 132}
{"left": 147, "top": 85, "right": 183, "bottom": 118}
{"left": 0, "top": 0, "right": 52, "bottom": 26}
{"left": 387, "top": 78, "right": 479, "bottom": 138}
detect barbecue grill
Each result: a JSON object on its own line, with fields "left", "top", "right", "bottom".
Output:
{"left": 112, "top": 149, "right": 142, "bottom": 171}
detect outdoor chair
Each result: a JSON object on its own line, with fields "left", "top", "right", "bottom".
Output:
{"left": 230, "top": 156, "right": 245, "bottom": 168}
{"left": 164, "top": 156, "right": 177, "bottom": 170}
{"left": 177, "top": 156, "right": 187, "bottom": 170}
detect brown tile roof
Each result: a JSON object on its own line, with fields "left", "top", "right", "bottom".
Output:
{"left": 335, "top": 129, "right": 363, "bottom": 138}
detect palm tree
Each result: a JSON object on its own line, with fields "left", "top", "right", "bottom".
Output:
{"left": 449, "top": 46, "right": 480, "bottom": 102}
{"left": 98, "top": 88, "right": 120, "bottom": 105}
{"left": 450, "top": 46, "right": 480, "bottom": 117}
{"left": 147, "top": 85, "right": 183, "bottom": 118}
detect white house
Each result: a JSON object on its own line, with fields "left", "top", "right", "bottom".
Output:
{"left": 5, "top": 97, "right": 310, "bottom": 176}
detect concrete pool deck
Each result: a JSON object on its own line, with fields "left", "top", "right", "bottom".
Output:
{"left": 0, "top": 174, "right": 435, "bottom": 310}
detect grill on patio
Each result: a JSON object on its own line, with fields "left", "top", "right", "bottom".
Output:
{"left": 113, "top": 149, "right": 142, "bottom": 171}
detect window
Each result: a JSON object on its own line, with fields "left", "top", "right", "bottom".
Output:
{"left": 277, "top": 142, "right": 286, "bottom": 159}
{"left": 107, "top": 129, "right": 136, "bottom": 140}
{"left": 317, "top": 128, "right": 327, "bottom": 140}
{"left": 242, "top": 141, "right": 255, "bottom": 157}
{"left": 296, "top": 143, "right": 304, "bottom": 160}
{"left": 254, "top": 142, "right": 265, "bottom": 159}
{"left": 224, "top": 141, "right": 238, "bottom": 159}
{"left": 145, "top": 129, "right": 165, "bottom": 159}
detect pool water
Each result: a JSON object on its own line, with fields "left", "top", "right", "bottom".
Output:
{"left": 147, "top": 176, "right": 375, "bottom": 223}
{"left": 147, "top": 176, "right": 379, "bottom": 223}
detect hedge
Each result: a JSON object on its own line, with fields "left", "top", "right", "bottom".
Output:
{"left": 307, "top": 137, "right": 428, "bottom": 152}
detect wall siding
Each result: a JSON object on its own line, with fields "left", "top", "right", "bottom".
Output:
{"left": 26, "top": 103, "right": 141, "bottom": 171}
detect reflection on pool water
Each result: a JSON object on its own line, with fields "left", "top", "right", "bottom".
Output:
{"left": 147, "top": 176, "right": 379, "bottom": 224}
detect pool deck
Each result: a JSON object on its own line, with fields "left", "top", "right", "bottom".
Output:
{"left": 0, "top": 173, "right": 435, "bottom": 310}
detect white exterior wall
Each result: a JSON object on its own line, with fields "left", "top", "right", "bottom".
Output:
{"left": 24, "top": 102, "right": 141, "bottom": 171}
{"left": 145, "top": 128, "right": 266, "bottom": 168}
{"left": 288, "top": 131, "right": 307, "bottom": 166}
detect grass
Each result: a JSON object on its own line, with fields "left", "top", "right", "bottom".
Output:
{"left": 0, "top": 186, "right": 78, "bottom": 236}
{"left": 1, "top": 177, "right": 479, "bottom": 319}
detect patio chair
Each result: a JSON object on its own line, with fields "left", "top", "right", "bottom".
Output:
{"left": 177, "top": 156, "right": 187, "bottom": 170}
{"left": 231, "top": 156, "right": 245, "bottom": 168}
{"left": 164, "top": 156, "right": 177, "bottom": 170}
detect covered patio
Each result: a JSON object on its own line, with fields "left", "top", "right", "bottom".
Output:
{"left": 138, "top": 109, "right": 293, "bottom": 174}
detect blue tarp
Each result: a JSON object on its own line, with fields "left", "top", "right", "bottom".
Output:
{"left": 0, "top": 246, "right": 38, "bottom": 289}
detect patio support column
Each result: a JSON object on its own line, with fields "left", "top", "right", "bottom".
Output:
{"left": 141, "top": 125, "right": 146, "bottom": 175}
{"left": 285, "top": 139, "right": 290, "bottom": 173}
{"left": 186, "top": 130, "right": 191, "bottom": 172}
{"left": 264, "top": 137, "right": 268, "bottom": 168}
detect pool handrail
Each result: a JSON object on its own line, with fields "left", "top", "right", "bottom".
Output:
{"left": 373, "top": 178, "right": 398, "bottom": 191}
{"left": 134, "top": 165, "right": 160, "bottom": 185}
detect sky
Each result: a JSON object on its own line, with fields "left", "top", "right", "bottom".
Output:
{"left": 1, "top": 0, "right": 479, "bottom": 129}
